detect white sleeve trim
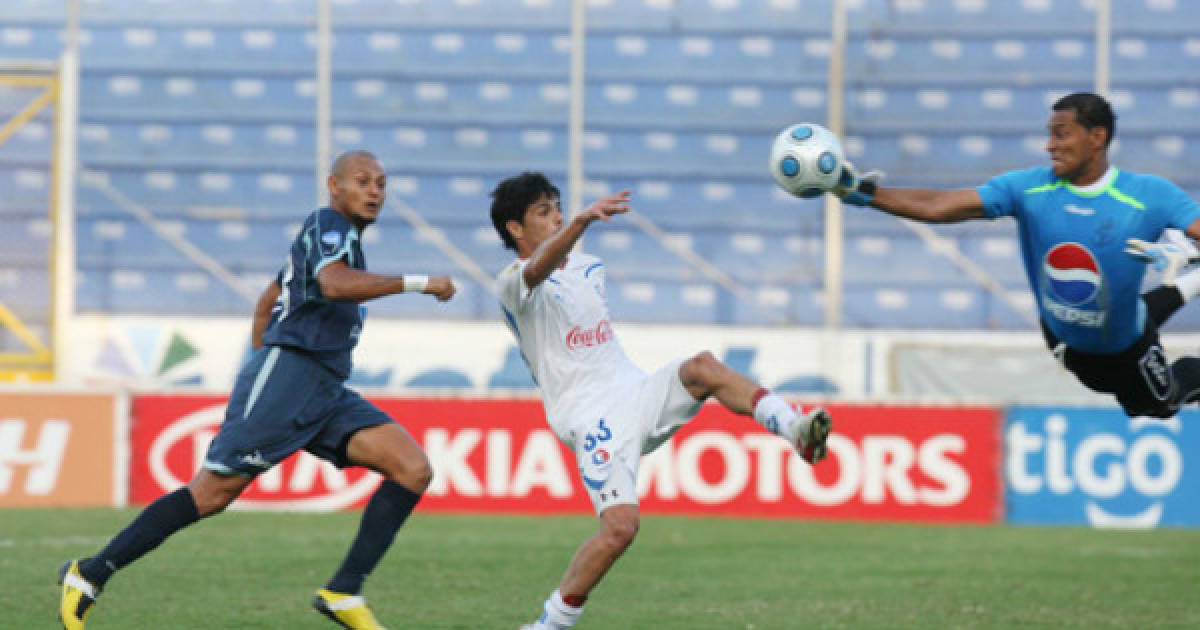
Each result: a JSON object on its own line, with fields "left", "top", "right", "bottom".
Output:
{"left": 313, "top": 239, "right": 354, "bottom": 276}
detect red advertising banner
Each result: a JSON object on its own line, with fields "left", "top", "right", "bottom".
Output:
{"left": 130, "top": 395, "right": 1001, "bottom": 523}
{"left": 0, "top": 391, "right": 117, "bottom": 507}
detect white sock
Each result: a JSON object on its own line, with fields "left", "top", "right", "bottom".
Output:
{"left": 752, "top": 392, "right": 798, "bottom": 438}
{"left": 1176, "top": 268, "right": 1200, "bottom": 301}
{"left": 533, "top": 590, "right": 583, "bottom": 629}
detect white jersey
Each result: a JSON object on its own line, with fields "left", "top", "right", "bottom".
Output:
{"left": 496, "top": 253, "right": 642, "bottom": 444}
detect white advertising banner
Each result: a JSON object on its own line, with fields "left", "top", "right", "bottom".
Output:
{"left": 66, "top": 315, "right": 1200, "bottom": 402}
{"left": 61, "top": 315, "right": 871, "bottom": 395}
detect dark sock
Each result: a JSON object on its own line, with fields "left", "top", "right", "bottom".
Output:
{"left": 78, "top": 487, "right": 200, "bottom": 588}
{"left": 1144, "top": 286, "right": 1185, "bottom": 326}
{"left": 1172, "top": 356, "right": 1200, "bottom": 405}
{"left": 326, "top": 480, "right": 422, "bottom": 595}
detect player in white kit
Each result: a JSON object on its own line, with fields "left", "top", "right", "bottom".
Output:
{"left": 490, "top": 172, "right": 833, "bottom": 630}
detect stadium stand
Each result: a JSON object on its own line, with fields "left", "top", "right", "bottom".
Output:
{"left": 1, "top": 0, "right": 1198, "bottom": 328}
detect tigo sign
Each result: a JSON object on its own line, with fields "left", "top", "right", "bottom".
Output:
{"left": 1005, "top": 406, "right": 1197, "bottom": 528}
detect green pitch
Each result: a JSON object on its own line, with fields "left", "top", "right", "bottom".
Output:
{"left": 3, "top": 508, "right": 1199, "bottom": 629}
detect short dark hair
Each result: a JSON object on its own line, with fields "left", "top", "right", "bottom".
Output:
{"left": 490, "top": 171, "right": 560, "bottom": 251}
{"left": 1052, "top": 92, "right": 1116, "bottom": 147}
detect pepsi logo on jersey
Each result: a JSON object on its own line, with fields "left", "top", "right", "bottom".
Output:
{"left": 1043, "top": 243, "right": 1103, "bottom": 307}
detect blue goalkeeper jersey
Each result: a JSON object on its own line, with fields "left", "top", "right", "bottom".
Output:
{"left": 261, "top": 207, "right": 366, "bottom": 379}
{"left": 977, "top": 166, "right": 1200, "bottom": 354}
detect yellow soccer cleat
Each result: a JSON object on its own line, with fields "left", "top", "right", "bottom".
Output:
{"left": 57, "top": 559, "right": 100, "bottom": 630}
{"left": 313, "top": 588, "right": 388, "bottom": 630}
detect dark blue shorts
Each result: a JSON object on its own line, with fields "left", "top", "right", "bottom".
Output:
{"left": 203, "top": 345, "right": 392, "bottom": 477}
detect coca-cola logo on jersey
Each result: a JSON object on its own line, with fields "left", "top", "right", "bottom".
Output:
{"left": 565, "top": 319, "right": 613, "bottom": 350}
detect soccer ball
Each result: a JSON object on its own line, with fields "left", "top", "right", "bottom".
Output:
{"left": 769, "top": 122, "right": 845, "bottom": 198}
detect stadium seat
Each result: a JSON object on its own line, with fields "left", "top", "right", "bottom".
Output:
{"left": 775, "top": 374, "right": 840, "bottom": 394}
{"left": 844, "top": 285, "right": 987, "bottom": 329}
{"left": 26, "top": 0, "right": 1200, "bottom": 329}
{"left": 0, "top": 217, "right": 51, "bottom": 265}
{"left": 487, "top": 346, "right": 537, "bottom": 390}
{"left": 404, "top": 368, "right": 472, "bottom": 389}
{"left": 720, "top": 346, "right": 760, "bottom": 382}
{"left": 843, "top": 233, "right": 974, "bottom": 288}
{"left": 606, "top": 279, "right": 718, "bottom": 323}
{"left": 0, "top": 266, "right": 49, "bottom": 320}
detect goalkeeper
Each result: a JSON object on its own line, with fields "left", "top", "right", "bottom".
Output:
{"left": 832, "top": 91, "right": 1200, "bottom": 418}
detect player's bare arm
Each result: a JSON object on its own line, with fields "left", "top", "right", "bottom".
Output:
{"left": 1185, "top": 216, "right": 1200, "bottom": 242}
{"left": 317, "top": 260, "right": 456, "bottom": 302}
{"left": 250, "top": 280, "right": 282, "bottom": 349}
{"left": 522, "top": 191, "right": 631, "bottom": 289}
{"left": 869, "top": 187, "right": 987, "bottom": 223}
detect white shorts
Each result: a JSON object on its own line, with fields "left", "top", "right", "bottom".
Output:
{"left": 573, "top": 358, "right": 703, "bottom": 514}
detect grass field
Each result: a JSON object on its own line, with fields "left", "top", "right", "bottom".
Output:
{"left": 3, "top": 508, "right": 1199, "bottom": 629}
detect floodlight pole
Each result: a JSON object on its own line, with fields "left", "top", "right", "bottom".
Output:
{"left": 316, "top": 0, "right": 332, "bottom": 206}
{"left": 823, "top": 0, "right": 847, "bottom": 329}
{"left": 567, "top": 0, "right": 586, "bottom": 225}
{"left": 53, "top": 0, "right": 80, "bottom": 382}
{"left": 1094, "top": 0, "right": 1111, "bottom": 97}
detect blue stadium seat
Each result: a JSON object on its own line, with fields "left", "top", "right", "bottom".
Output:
{"left": 76, "top": 168, "right": 317, "bottom": 218}
{"left": 0, "top": 266, "right": 49, "bottom": 319}
{"left": 606, "top": 279, "right": 718, "bottom": 323}
{"left": 845, "top": 35, "right": 1092, "bottom": 83}
{"left": 487, "top": 346, "right": 537, "bottom": 390}
{"left": 0, "top": 166, "right": 52, "bottom": 208}
{"left": 405, "top": 368, "right": 472, "bottom": 389}
{"left": 844, "top": 285, "right": 987, "bottom": 329}
{"left": 585, "top": 227, "right": 696, "bottom": 283}
{"left": 25, "top": 0, "right": 1200, "bottom": 327}
{"left": 0, "top": 217, "right": 51, "bottom": 265}
{"left": 707, "top": 230, "right": 822, "bottom": 286}
{"left": 983, "top": 289, "right": 1039, "bottom": 331}
{"left": 960, "top": 234, "right": 1028, "bottom": 289}
{"left": 851, "top": 0, "right": 1098, "bottom": 31}
{"left": 720, "top": 346, "right": 761, "bottom": 382}
{"left": 775, "top": 374, "right": 839, "bottom": 394}
{"left": 75, "top": 268, "right": 251, "bottom": 315}
{"left": 843, "top": 233, "right": 972, "bottom": 287}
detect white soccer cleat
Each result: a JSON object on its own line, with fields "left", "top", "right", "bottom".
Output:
{"left": 1126, "top": 230, "right": 1200, "bottom": 286}
{"left": 791, "top": 406, "right": 832, "bottom": 465}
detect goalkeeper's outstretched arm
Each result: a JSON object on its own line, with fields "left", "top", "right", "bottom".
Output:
{"left": 832, "top": 161, "right": 987, "bottom": 223}
{"left": 869, "top": 187, "right": 988, "bottom": 223}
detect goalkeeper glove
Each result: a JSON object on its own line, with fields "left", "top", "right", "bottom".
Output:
{"left": 832, "top": 161, "right": 884, "bottom": 206}
{"left": 1125, "top": 234, "right": 1200, "bottom": 286}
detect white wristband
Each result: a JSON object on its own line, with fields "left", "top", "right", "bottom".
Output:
{"left": 403, "top": 274, "right": 429, "bottom": 293}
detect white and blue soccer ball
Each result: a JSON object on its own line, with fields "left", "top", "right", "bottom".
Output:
{"left": 769, "top": 122, "right": 845, "bottom": 198}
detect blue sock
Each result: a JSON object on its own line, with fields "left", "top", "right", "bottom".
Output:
{"left": 79, "top": 487, "right": 200, "bottom": 588}
{"left": 326, "top": 480, "right": 422, "bottom": 594}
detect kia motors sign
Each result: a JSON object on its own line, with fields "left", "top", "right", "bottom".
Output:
{"left": 130, "top": 395, "right": 1001, "bottom": 523}
{"left": 130, "top": 394, "right": 382, "bottom": 511}
{"left": 0, "top": 391, "right": 120, "bottom": 507}
{"left": 1006, "top": 406, "right": 1199, "bottom": 528}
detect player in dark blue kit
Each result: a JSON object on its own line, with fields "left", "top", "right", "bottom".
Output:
{"left": 58, "top": 151, "right": 456, "bottom": 630}
{"left": 833, "top": 92, "right": 1200, "bottom": 418}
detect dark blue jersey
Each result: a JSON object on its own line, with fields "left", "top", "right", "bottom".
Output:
{"left": 261, "top": 207, "right": 366, "bottom": 378}
{"left": 977, "top": 166, "right": 1200, "bottom": 353}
